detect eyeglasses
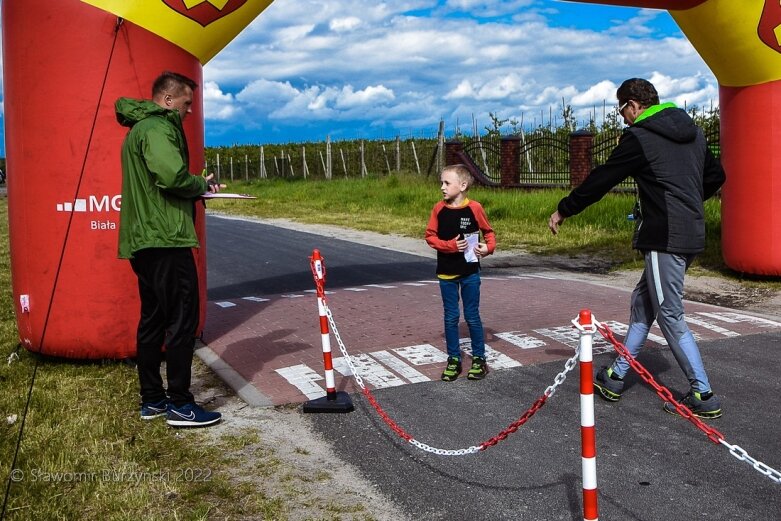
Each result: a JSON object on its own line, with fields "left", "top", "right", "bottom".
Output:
{"left": 618, "top": 101, "right": 629, "bottom": 115}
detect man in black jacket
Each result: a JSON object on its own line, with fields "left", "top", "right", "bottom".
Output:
{"left": 549, "top": 78, "right": 726, "bottom": 418}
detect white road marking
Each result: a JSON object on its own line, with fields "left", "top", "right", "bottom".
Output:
{"left": 242, "top": 296, "right": 270, "bottom": 302}
{"left": 369, "top": 350, "right": 430, "bottom": 383}
{"left": 696, "top": 312, "right": 739, "bottom": 323}
{"left": 684, "top": 315, "right": 740, "bottom": 337}
{"left": 333, "top": 354, "right": 406, "bottom": 388}
{"left": 494, "top": 331, "right": 547, "bottom": 350}
{"left": 393, "top": 344, "right": 449, "bottom": 365}
{"left": 458, "top": 339, "right": 522, "bottom": 368}
{"left": 713, "top": 312, "right": 781, "bottom": 328}
{"left": 275, "top": 365, "right": 325, "bottom": 400}
{"left": 215, "top": 301, "right": 236, "bottom": 308}
{"left": 534, "top": 324, "right": 616, "bottom": 355}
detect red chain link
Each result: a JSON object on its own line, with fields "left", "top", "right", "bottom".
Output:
{"left": 361, "top": 383, "right": 551, "bottom": 449}
{"left": 479, "top": 395, "right": 549, "bottom": 450}
{"left": 596, "top": 323, "right": 725, "bottom": 444}
{"left": 361, "top": 387, "right": 414, "bottom": 441}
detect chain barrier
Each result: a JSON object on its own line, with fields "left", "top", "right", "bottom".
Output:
{"left": 595, "top": 321, "right": 724, "bottom": 443}
{"left": 324, "top": 304, "right": 580, "bottom": 455}
{"left": 596, "top": 321, "right": 781, "bottom": 485}
{"left": 718, "top": 440, "right": 781, "bottom": 484}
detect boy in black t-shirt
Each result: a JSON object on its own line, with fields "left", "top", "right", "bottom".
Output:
{"left": 425, "top": 164, "right": 496, "bottom": 381}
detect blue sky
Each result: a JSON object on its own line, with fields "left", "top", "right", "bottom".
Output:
{"left": 0, "top": 0, "right": 717, "bottom": 150}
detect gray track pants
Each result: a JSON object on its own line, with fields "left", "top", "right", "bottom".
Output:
{"left": 611, "top": 250, "right": 713, "bottom": 393}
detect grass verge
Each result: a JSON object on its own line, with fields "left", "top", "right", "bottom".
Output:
{"left": 0, "top": 197, "right": 376, "bottom": 520}
{"left": 207, "top": 172, "right": 729, "bottom": 273}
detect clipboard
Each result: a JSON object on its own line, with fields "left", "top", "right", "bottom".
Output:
{"left": 201, "top": 192, "right": 257, "bottom": 199}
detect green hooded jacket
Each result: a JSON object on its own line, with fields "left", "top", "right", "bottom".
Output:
{"left": 115, "top": 98, "right": 207, "bottom": 259}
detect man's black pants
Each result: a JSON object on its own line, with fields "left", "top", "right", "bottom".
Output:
{"left": 129, "top": 247, "right": 200, "bottom": 407}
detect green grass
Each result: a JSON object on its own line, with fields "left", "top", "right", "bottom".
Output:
{"left": 0, "top": 197, "right": 302, "bottom": 520}
{"left": 207, "top": 172, "right": 726, "bottom": 272}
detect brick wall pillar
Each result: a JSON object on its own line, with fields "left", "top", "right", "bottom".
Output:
{"left": 500, "top": 136, "right": 521, "bottom": 186}
{"left": 569, "top": 130, "right": 594, "bottom": 187}
{"left": 445, "top": 140, "right": 463, "bottom": 167}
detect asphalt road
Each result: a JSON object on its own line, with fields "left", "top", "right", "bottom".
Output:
{"left": 206, "top": 215, "right": 433, "bottom": 299}
{"left": 206, "top": 213, "right": 781, "bottom": 521}
{"left": 307, "top": 334, "right": 781, "bottom": 520}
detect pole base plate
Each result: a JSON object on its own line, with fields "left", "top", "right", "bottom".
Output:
{"left": 302, "top": 391, "right": 354, "bottom": 413}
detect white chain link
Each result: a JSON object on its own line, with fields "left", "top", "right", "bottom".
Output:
{"left": 719, "top": 439, "right": 781, "bottom": 484}
{"left": 544, "top": 345, "right": 581, "bottom": 398}
{"left": 409, "top": 439, "right": 481, "bottom": 456}
{"left": 325, "top": 305, "right": 366, "bottom": 390}
{"left": 323, "top": 301, "right": 584, "bottom": 456}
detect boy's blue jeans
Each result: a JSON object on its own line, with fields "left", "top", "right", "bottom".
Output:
{"left": 439, "top": 272, "right": 485, "bottom": 359}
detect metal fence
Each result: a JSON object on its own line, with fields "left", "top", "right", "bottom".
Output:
{"left": 461, "top": 137, "right": 502, "bottom": 184}
{"left": 206, "top": 137, "right": 442, "bottom": 182}
{"left": 205, "top": 126, "right": 722, "bottom": 188}
{"left": 517, "top": 133, "right": 569, "bottom": 187}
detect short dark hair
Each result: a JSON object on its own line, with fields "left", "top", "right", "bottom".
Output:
{"left": 617, "top": 78, "right": 659, "bottom": 109}
{"left": 152, "top": 71, "right": 198, "bottom": 98}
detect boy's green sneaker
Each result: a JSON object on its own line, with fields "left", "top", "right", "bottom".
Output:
{"left": 441, "top": 356, "right": 462, "bottom": 381}
{"left": 467, "top": 356, "right": 489, "bottom": 380}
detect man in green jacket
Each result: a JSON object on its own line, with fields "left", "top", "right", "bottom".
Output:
{"left": 117, "top": 71, "right": 223, "bottom": 428}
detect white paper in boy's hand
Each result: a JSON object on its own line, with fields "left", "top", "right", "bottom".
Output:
{"left": 464, "top": 232, "right": 480, "bottom": 263}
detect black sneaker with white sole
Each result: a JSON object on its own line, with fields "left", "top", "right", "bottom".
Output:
{"left": 166, "top": 402, "right": 222, "bottom": 427}
{"left": 140, "top": 399, "right": 169, "bottom": 420}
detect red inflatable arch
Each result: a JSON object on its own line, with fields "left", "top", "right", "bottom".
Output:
{"left": 570, "top": 1, "right": 781, "bottom": 275}
{"left": 3, "top": 0, "right": 216, "bottom": 358}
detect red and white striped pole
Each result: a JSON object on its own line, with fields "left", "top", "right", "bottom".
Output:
{"left": 313, "top": 249, "right": 337, "bottom": 400}
{"left": 578, "top": 309, "right": 599, "bottom": 521}
{"left": 303, "top": 249, "right": 353, "bottom": 413}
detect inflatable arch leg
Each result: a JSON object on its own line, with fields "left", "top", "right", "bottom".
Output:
{"left": 2, "top": 0, "right": 207, "bottom": 358}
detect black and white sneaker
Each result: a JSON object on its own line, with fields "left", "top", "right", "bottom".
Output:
{"left": 140, "top": 399, "right": 169, "bottom": 420}
{"left": 166, "top": 402, "right": 222, "bottom": 428}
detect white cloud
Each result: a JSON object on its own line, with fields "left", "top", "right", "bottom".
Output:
{"left": 203, "top": 81, "right": 237, "bottom": 121}
{"left": 196, "top": 0, "right": 717, "bottom": 143}
{"left": 336, "top": 85, "right": 395, "bottom": 108}
{"left": 330, "top": 16, "right": 362, "bottom": 32}
{"left": 444, "top": 0, "right": 536, "bottom": 17}
{"left": 444, "top": 80, "right": 477, "bottom": 100}
{"left": 570, "top": 80, "right": 618, "bottom": 106}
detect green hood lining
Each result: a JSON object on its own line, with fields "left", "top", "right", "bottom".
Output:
{"left": 634, "top": 102, "right": 677, "bottom": 124}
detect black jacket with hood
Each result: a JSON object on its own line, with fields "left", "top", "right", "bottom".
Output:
{"left": 557, "top": 103, "right": 725, "bottom": 254}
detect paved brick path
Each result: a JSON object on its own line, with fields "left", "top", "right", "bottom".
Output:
{"left": 200, "top": 271, "right": 781, "bottom": 406}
